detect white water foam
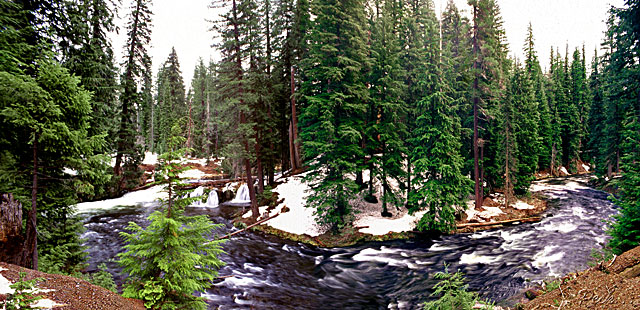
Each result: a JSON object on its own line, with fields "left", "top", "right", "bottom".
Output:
{"left": 459, "top": 253, "right": 500, "bottom": 265}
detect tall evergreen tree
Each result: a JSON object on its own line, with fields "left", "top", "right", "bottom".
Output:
{"left": 605, "top": 0, "right": 640, "bottom": 254}
{"left": 366, "top": 0, "right": 407, "bottom": 217}
{"left": 587, "top": 49, "right": 607, "bottom": 174}
{"left": 63, "top": 0, "right": 119, "bottom": 148}
{"left": 155, "top": 48, "right": 186, "bottom": 154}
{"left": 300, "top": 0, "right": 370, "bottom": 230}
{"left": 399, "top": 0, "right": 436, "bottom": 207}
{"left": 211, "top": 0, "right": 261, "bottom": 217}
{"left": 114, "top": 0, "right": 152, "bottom": 191}
{"left": 468, "top": 0, "right": 509, "bottom": 204}
{"left": 524, "top": 24, "right": 553, "bottom": 173}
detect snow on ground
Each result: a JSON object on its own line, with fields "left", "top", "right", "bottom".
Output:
{"left": 179, "top": 168, "right": 206, "bottom": 179}
{"left": 0, "top": 267, "right": 64, "bottom": 309}
{"left": 142, "top": 152, "right": 158, "bottom": 165}
{"left": 513, "top": 200, "right": 535, "bottom": 210}
{"left": 354, "top": 210, "right": 427, "bottom": 235}
{"left": 465, "top": 200, "right": 504, "bottom": 222}
{"left": 244, "top": 172, "right": 328, "bottom": 237}
{"left": 560, "top": 166, "right": 569, "bottom": 176}
{"left": 74, "top": 185, "right": 166, "bottom": 213}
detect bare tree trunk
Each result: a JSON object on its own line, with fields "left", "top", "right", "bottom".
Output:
{"left": 0, "top": 193, "right": 25, "bottom": 266}
{"left": 24, "top": 136, "right": 39, "bottom": 270}
{"left": 290, "top": 66, "right": 301, "bottom": 170}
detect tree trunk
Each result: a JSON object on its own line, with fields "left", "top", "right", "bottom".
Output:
{"left": 0, "top": 193, "right": 25, "bottom": 266}
{"left": 24, "top": 136, "right": 39, "bottom": 270}
{"left": 290, "top": 66, "right": 301, "bottom": 170}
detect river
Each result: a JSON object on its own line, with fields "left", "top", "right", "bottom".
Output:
{"left": 78, "top": 175, "right": 617, "bottom": 309}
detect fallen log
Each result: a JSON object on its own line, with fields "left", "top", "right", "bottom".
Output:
{"left": 217, "top": 212, "right": 280, "bottom": 240}
{"left": 456, "top": 217, "right": 541, "bottom": 229}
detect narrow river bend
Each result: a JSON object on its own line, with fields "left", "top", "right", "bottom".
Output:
{"left": 79, "top": 175, "right": 617, "bottom": 309}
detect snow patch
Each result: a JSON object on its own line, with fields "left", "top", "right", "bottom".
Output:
{"left": 142, "top": 152, "right": 158, "bottom": 165}
{"left": 243, "top": 172, "right": 328, "bottom": 237}
{"left": 355, "top": 211, "right": 427, "bottom": 235}
{"left": 179, "top": 168, "right": 205, "bottom": 179}
{"left": 465, "top": 204, "right": 504, "bottom": 222}
{"left": 513, "top": 201, "right": 535, "bottom": 210}
{"left": 74, "top": 185, "right": 166, "bottom": 213}
{"left": 560, "top": 167, "right": 569, "bottom": 175}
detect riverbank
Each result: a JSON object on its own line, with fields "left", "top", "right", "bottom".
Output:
{"left": 0, "top": 262, "right": 143, "bottom": 310}
{"left": 237, "top": 171, "right": 550, "bottom": 247}
{"left": 523, "top": 245, "right": 640, "bottom": 309}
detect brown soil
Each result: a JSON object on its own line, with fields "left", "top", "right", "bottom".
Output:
{"left": 0, "top": 262, "right": 144, "bottom": 310}
{"left": 522, "top": 246, "right": 640, "bottom": 310}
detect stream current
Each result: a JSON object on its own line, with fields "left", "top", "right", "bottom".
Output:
{"left": 79, "top": 175, "right": 617, "bottom": 309}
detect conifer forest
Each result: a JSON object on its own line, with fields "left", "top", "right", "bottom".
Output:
{"left": 1, "top": 0, "right": 640, "bottom": 309}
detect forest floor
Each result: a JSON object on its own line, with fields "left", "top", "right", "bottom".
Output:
{"left": 522, "top": 245, "right": 640, "bottom": 310}
{"left": 0, "top": 262, "right": 144, "bottom": 310}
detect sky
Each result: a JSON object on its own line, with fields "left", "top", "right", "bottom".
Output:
{"left": 110, "top": 0, "right": 625, "bottom": 89}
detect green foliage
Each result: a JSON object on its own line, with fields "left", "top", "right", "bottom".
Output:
{"left": 2, "top": 273, "right": 44, "bottom": 310}
{"left": 300, "top": 0, "right": 370, "bottom": 230}
{"left": 38, "top": 215, "right": 88, "bottom": 275}
{"left": 588, "top": 247, "right": 615, "bottom": 267}
{"left": 82, "top": 264, "right": 117, "bottom": 293}
{"left": 118, "top": 134, "right": 226, "bottom": 310}
{"left": 423, "top": 265, "right": 491, "bottom": 310}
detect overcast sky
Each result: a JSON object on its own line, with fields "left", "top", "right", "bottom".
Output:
{"left": 110, "top": 0, "right": 625, "bottom": 89}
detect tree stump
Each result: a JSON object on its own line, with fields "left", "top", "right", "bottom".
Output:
{"left": 0, "top": 193, "right": 25, "bottom": 265}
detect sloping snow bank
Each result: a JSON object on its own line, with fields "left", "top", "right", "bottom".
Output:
{"left": 74, "top": 185, "right": 166, "bottom": 213}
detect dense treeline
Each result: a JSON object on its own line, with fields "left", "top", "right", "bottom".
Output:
{"left": 1, "top": 0, "right": 639, "bottom": 274}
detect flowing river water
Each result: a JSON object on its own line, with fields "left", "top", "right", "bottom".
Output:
{"left": 78, "top": 175, "right": 617, "bottom": 309}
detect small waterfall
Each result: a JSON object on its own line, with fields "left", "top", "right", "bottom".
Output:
{"left": 206, "top": 190, "right": 219, "bottom": 207}
{"left": 189, "top": 186, "right": 219, "bottom": 208}
{"left": 190, "top": 186, "right": 205, "bottom": 198}
{"left": 231, "top": 183, "right": 251, "bottom": 203}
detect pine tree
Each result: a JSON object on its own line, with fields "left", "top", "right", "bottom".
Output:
{"left": 587, "top": 49, "right": 607, "bottom": 174}
{"left": 211, "top": 0, "right": 261, "bottom": 216}
{"left": 408, "top": 41, "right": 470, "bottom": 232}
{"left": 155, "top": 48, "right": 186, "bottom": 154}
{"left": 0, "top": 60, "right": 95, "bottom": 270}
{"left": 524, "top": 24, "right": 553, "bottom": 173}
{"left": 605, "top": 1, "right": 640, "bottom": 254}
{"left": 469, "top": 0, "right": 509, "bottom": 203}
{"left": 63, "top": 0, "right": 119, "bottom": 148}
{"left": 399, "top": 0, "right": 437, "bottom": 207}
{"left": 114, "top": 0, "right": 152, "bottom": 191}
{"left": 118, "top": 130, "right": 225, "bottom": 309}
{"left": 366, "top": 0, "right": 407, "bottom": 216}
{"left": 300, "top": 0, "right": 370, "bottom": 230}
{"left": 441, "top": 0, "right": 473, "bottom": 178}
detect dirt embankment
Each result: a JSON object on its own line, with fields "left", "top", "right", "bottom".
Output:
{"left": 0, "top": 262, "right": 144, "bottom": 310}
{"left": 523, "top": 246, "right": 640, "bottom": 310}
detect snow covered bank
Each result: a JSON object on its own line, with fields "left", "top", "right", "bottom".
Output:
{"left": 74, "top": 185, "right": 166, "bottom": 213}
{"left": 244, "top": 173, "right": 328, "bottom": 237}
